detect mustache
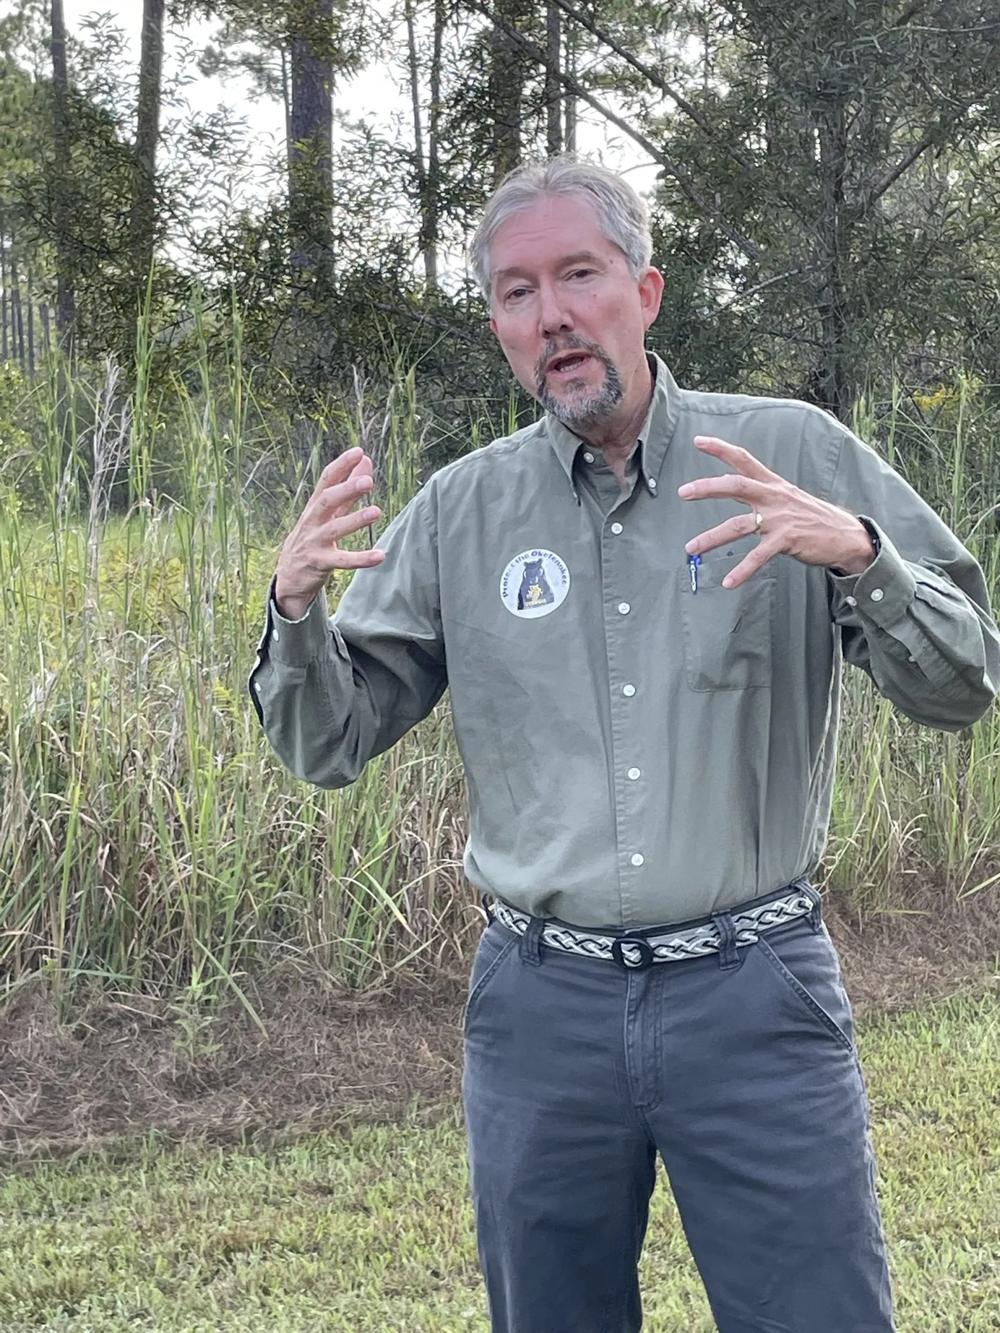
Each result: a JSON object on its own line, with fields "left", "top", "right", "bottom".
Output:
{"left": 533, "top": 336, "right": 609, "bottom": 395}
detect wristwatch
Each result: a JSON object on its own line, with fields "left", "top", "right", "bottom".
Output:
{"left": 857, "top": 516, "right": 881, "bottom": 560}
{"left": 830, "top": 517, "right": 880, "bottom": 577}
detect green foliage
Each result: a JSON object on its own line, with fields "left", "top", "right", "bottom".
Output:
{"left": 0, "top": 323, "right": 479, "bottom": 1012}
{"left": 0, "top": 360, "right": 37, "bottom": 501}
{"left": 3, "top": 0, "right": 1000, "bottom": 421}
{"left": 1, "top": 2, "right": 999, "bottom": 1009}
{"left": 0, "top": 323, "right": 998, "bottom": 1011}
{"left": 634, "top": 0, "right": 1000, "bottom": 411}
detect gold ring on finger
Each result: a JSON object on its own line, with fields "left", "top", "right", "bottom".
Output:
{"left": 753, "top": 510, "right": 764, "bottom": 534}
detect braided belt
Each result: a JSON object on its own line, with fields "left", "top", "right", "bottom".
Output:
{"left": 490, "top": 884, "right": 816, "bottom": 971}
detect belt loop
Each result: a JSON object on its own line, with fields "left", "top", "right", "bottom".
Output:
{"left": 801, "top": 881, "right": 823, "bottom": 934}
{"left": 519, "top": 915, "right": 545, "bottom": 967}
{"left": 480, "top": 894, "right": 495, "bottom": 924}
{"left": 711, "top": 910, "right": 740, "bottom": 970}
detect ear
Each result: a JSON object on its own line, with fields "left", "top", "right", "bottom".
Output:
{"left": 638, "top": 267, "right": 664, "bottom": 331}
{"left": 489, "top": 315, "right": 498, "bottom": 337}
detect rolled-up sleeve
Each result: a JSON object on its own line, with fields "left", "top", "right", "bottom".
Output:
{"left": 247, "top": 480, "right": 447, "bottom": 787}
{"left": 816, "top": 410, "right": 1000, "bottom": 731}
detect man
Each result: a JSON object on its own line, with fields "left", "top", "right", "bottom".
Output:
{"left": 249, "top": 156, "right": 998, "bottom": 1332}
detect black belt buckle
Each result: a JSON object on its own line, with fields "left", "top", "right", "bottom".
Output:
{"left": 611, "top": 935, "right": 655, "bottom": 971}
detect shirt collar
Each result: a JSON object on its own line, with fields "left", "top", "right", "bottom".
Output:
{"left": 544, "top": 353, "right": 681, "bottom": 500}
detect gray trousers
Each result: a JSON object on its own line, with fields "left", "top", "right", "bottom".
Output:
{"left": 461, "top": 890, "right": 895, "bottom": 1333}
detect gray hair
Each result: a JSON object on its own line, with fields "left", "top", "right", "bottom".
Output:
{"left": 470, "top": 154, "right": 653, "bottom": 299}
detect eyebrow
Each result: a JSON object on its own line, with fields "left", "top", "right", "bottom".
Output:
{"left": 493, "top": 252, "right": 606, "bottom": 284}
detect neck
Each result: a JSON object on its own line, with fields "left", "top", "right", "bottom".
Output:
{"left": 579, "top": 357, "right": 654, "bottom": 463}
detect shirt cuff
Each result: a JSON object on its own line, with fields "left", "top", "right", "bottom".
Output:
{"left": 265, "top": 576, "right": 332, "bottom": 667}
{"left": 826, "top": 517, "right": 916, "bottom": 627}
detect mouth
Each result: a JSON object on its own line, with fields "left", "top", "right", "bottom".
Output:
{"left": 545, "top": 351, "right": 595, "bottom": 380}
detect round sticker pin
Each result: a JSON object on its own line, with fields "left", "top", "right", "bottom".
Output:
{"left": 499, "top": 548, "right": 571, "bottom": 619}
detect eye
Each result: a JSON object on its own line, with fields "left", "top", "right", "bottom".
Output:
{"left": 504, "top": 286, "right": 530, "bottom": 304}
{"left": 568, "top": 268, "right": 594, "bottom": 280}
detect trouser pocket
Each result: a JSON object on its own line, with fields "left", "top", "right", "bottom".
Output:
{"left": 755, "top": 921, "right": 856, "bottom": 1052}
{"left": 462, "top": 925, "right": 517, "bottom": 1035}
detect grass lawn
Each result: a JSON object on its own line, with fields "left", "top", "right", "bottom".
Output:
{"left": 0, "top": 991, "right": 996, "bottom": 1332}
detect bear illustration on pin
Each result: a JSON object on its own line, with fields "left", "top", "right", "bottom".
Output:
{"left": 517, "top": 559, "right": 555, "bottom": 610}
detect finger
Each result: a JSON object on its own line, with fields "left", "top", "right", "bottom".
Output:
{"left": 315, "top": 470, "right": 376, "bottom": 518}
{"left": 721, "top": 539, "right": 780, "bottom": 589}
{"left": 678, "top": 472, "right": 765, "bottom": 503}
{"left": 328, "top": 548, "right": 387, "bottom": 569}
{"left": 338, "top": 454, "right": 374, "bottom": 490}
{"left": 327, "top": 505, "right": 382, "bottom": 541}
{"left": 312, "top": 447, "right": 368, "bottom": 496}
{"left": 685, "top": 512, "right": 760, "bottom": 557}
{"left": 296, "top": 542, "right": 387, "bottom": 576}
{"left": 692, "top": 436, "right": 776, "bottom": 482}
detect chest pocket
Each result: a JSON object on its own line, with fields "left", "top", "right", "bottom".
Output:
{"left": 678, "top": 544, "right": 776, "bottom": 691}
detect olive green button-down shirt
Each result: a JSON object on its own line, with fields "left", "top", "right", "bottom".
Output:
{"left": 249, "top": 356, "right": 999, "bottom": 929}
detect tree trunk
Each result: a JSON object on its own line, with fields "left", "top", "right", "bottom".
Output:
{"left": 404, "top": 0, "right": 434, "bottom": 286}
{"left": 49, "top": 0, "right": 76, "bottom": 352}
{"left": 288, "top": 0, "right": 335, "bottom": 289}
{"left": 545, "top": 2, "right": 561, "bottom": 156}
{"left": 404, "top": 0, "right": 444, "bottom": 288}
{"left": 425, "top": 0, "right": 444, "bottom": 289}
{"left": 489, "top": 3, "right": 527, "bottom": 184}
{"left": 130, "top": 0, "right": 165, "bottom": 294}
{"left": 564, "top": 15, "right": 576, "bottom": 152}
{"left": 27, "top": 267, "right": 35, "bottom": 376}
{"left": 0, "top": 220, "right": 8, "bottom": 362}
{"left": 813, "top": 102, "right": 853, "bottom": 420}
{"left": 12, "top": 268, "right": 24, "bottom": 369}
{"left": 701, "top": 0, "right": 711, "bottom": 97}
{"left": 280, "top": 45, "right": 292, "bottom": 180}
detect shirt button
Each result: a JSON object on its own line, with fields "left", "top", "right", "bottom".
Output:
{"left": 583, "top": 451, "right": 595, "bottom": 463}
{"left": 627, "top": 767, "right": 641, "bottom": 780}
{"left": 630, "top": 852, "right": 645, "bottom": 867}
{"left": 647, "top": 478, "right": 657, "bottom": 491}
{"left": 610, "top": 522, "right": 623, "bottom": 535}
{"left": 622, "top": 683, "right": 636, "bottom": 697}
{"left": 272, "top": 629, "right": 280, "bottom": 642}
{"left": 870, "top": 588, "right": 885, "bottom": 602}
{"left": 618, "top": 602, "right": 631, "bottom": 615}
{"left": 254, "top": 681, "right": 262, "bottom": 693}
{"left": 845, "top": 595, "right": 858, "bottom": 607}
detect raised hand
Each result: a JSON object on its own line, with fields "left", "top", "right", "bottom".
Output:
{"left": 678, "top": 436, "right": 876, "bottom": 588}
{"left": 274, "top": 446, "right": 386, "bottom": 620}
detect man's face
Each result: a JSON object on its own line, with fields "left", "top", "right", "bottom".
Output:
{"left": 487, "top": 193, "right": 663, "bottom": 434}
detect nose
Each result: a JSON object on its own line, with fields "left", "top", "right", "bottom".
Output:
{"left": 538, "top": 280, "right": 574, "bottom": 338}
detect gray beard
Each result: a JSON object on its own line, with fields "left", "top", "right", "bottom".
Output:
{"left": 536, "top": 346, "right": 624, "bottom": 434}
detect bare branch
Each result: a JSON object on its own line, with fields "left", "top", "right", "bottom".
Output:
{"left": 716, "top": 266, "right": 817, "bottom": 311}
{"left": 464, "top": 1, "right": 762, "bottom": 262}
{"left": 551, "top": 0, "right": 755, "bottom": 174}
{"left": 858, "top": 100, "right": 981, "bottom": 216}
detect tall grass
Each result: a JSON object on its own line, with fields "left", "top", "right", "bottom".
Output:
{"left": 828, "top": 378, "right": 1000, "bottom": 909}
{"left": 0, "top": 315, "right": 472, "bottom": 1020}
{"left": 0, "top": 325, "right": 997, "bottom": 1018}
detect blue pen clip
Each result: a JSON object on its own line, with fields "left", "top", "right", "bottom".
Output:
{"left": 687, "top": 553, "right": 701, "bottom": 594}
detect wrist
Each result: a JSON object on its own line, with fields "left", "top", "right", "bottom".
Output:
{"left": 273, "top": 580, "right": 315, "bottom": 622}
{"left": 831, "top": 517, "right": 879, "bottom": 577}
